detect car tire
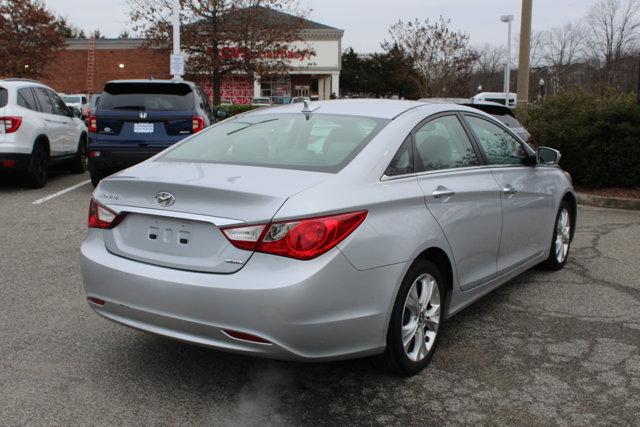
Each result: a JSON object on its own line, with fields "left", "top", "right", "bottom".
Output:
{"left": 540, "top": 200, "right": 572, "bottom": 271}
{"left": 24, "top": 143, "right": 49, "bottom": 189}
{"left": 70, "top": 136, "right": 87, "bottom": 174}
{"left": 90, "top": 167, "right": 105, "bottom": 188}
{"left": 378, "top": 259, "right": 445, "bottom": 376}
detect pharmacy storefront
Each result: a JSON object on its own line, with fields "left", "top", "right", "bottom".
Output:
{"left": 202, "top": 27, "right": 343, "bottom": 105}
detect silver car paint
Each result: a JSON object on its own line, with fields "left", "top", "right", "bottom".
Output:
{"left": 81, "top": 100, "right": 575, "bottom": 361}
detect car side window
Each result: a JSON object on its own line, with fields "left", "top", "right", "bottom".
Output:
{"left": 17, "top": 88, "right": 39, "bottom": 111}
{"left": 465, "top": 115, "right": 528, "bottom": 165}
{"left": 384, "top": 137, "right": 414, "bottom": 177}
{"left": 34, "top": 88, "right": 54, "bottom": 114}
{"left": 197, "top": 87, "right": 212, "bottom": 115}
{"left": 413, "top": 115, "right": 478, "bottom": 172}
{"left": 47, "top": 90, "right": 71, "bottom": 117}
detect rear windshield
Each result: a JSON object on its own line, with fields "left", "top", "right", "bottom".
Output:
{"left": 159, "top": 113, "right": 390, "bottom": 173}
{"left": 0, "top": 87, "right": 7, "bottom": 108}
{"left": 99, "top": 83, "right": 194, "bottom": 111}
{"left": 490, "top": 113, "right": 522, "bottom": 128}
{"left": 471, "top": 105, "right": 523, "bottom": 128}
{"left": 62, "top": 96, "right": 82, "bottom": 103}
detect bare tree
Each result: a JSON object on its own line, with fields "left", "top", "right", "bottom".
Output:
{"left": 539, "top": 22, "right": 586, "bottom": 90}
{"left": 383, "top": 17, "right": 478, "bottom": 98}
{"left": 128, "top": 0, "right": 313, "bottom": 104}
{"left": 476, "top": 43, "right": 505, "bottom": 75}
{"left": 0, "top": 0, "right": 65, "bottom": 79}
{"left": 587, "top": 0, "right": 640, "bottom": 82}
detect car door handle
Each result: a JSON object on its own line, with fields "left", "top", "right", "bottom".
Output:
{"left": 503, "top": 185, "right": 518, "bottom": 196}
{"left": 432, "top": 187, "right": 455, "bottom": 199}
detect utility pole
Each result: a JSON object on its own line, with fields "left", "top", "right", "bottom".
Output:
{"left": 517, "top": 0, "right": 533, "bottom": 106}
{"left": 637, "top": 53, "right": 640, "bottom": 105}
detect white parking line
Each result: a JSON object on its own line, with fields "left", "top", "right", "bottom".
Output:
{"left": 32, "top": 179, "right": 91, "bottom": 205}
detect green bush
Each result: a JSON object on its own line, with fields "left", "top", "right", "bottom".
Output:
{"left": 519, "top": 90, "right": 640, "bottom": 187}
{"left": 215, "top": 104, "right": 261, "bottom": 117}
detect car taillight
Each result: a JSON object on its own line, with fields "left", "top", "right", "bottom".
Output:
{"left": 221, "top": 211, "right": 367, "bottom": 260}
{"left": 88, "top": 116, "right": 97, "bottom": 132}
{"left": 0, "top": 116, "right": 22, "bottom": 134}
{"left": 88, "top": 198, "right": 125, "bottom": 229}
{"left": 192, "top": 116, "right": 205, "bottom": 133}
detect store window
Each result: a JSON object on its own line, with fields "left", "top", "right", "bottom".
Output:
{"left": 260, "top": 76, "right": 291, "bottom": 104}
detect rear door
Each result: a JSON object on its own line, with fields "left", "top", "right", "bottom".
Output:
{"left": 33, "top": 87, "right": 65, "bottom": 156}
{"left": 463, "top": 114, "right": 553, "bottom": 273}
{"left": 47, "top": 90, "right": 77, "bottom": 154}
{"left": 414, "top": 113, "right": 502, "bottom": 290}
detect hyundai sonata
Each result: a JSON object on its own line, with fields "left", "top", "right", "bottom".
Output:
{"left": 81, "top": 99, "right": 575, "bottom": 375}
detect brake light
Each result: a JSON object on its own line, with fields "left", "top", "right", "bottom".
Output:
{"left": 192, "top": 116, "right": 205, "bottom": 133}
{"left": 0, "top": 116, "right": 22, "bottom": 133}
{"left": 88, "top": 198, "right": 125, "bottom": 229}
{"left": 88, "top": 116, "right": 97, "bottom": 132}
{"left": 221, "top": 211, "right": 367, "bottom": 260}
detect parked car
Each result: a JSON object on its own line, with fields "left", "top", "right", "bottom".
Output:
{"left": 290, "top": 96, "right": 311, "bottom": 104}
{"left": 61, "top": 93, "right": 89, "bottom": 118}
{"left": 86, "top": 94, "right": 101, "bottom": 117}
{"left": 251, "top": 97, "right": 272, "bottom": 106}
{"left": 81, "top": 100, "right": 576, "bottom": 375}
{"left": 419, "top": 98, "right": 531, "bottom": 143}
{"left": 473, "top": 91, "right": 517, "bottom": 108}
{"left": 0, "top": 79, "right": 87, "bottom": 187}
{"left": 87, "top": 79, "right": 214, "bottom": 187}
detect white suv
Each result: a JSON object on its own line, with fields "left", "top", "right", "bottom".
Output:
{"left": 0, "top": 79, "right": 87, "bottom": 188}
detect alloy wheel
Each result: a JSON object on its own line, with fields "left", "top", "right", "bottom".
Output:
{"left": 555, "top": 208, "right": 571, "bottom": 263}
{"left": 401, "top": 273, "right": 441, "bottom": 362}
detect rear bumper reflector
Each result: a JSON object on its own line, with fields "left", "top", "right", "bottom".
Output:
{"left": 87, "top": 296, "right": 106, "bottom": 306}
{"left": 222, "top": 329, "right": 271, "bottom": 344}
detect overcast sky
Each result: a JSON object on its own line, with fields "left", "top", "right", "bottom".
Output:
{"left": 46, "top": 0, "right": 594, "bottom": 52}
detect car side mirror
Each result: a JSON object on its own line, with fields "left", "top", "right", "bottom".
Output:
{"left": 215, "top": 107, "right": 228, "bottom": 120}
{"left": 537, "top": 147, "right": 561, "bottom": 165}
{"left": 69, "top": 107, "right": 82, "bottom": 118}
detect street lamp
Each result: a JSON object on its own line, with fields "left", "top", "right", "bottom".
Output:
{"left": 539, "top": 78, "right": 545, "bottom": 99}
{"left": 477, "top": 85, "right": 483, "bottom": 93}
{"left": 501, "top": 14, "right": 514, "bottom": 107}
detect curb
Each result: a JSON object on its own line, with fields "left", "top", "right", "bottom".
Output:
{"left": 577, "top": 193, "right": 640, "bottom": 211}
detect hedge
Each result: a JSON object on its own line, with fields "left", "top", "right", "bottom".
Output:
{"left": 519, "top": 90, "right": 640, "bottom": 187}
{"left": 214, "top": 104, "right": 261, "bottom": 117}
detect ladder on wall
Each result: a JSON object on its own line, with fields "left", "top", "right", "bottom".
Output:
{"left": 86, "top": 38, "right": 96, "bottom": 93}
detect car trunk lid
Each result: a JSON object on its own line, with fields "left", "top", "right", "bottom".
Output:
{"left": 97, "top": 161, "right": 330, "bottom": 273}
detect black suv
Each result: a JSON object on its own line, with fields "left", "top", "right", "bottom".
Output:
{"left": 87, "top": 79, "right": 215, "bottom": 186}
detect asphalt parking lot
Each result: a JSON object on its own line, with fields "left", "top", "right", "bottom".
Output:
{"left": 1, "top": 171, "right": 639, "bottom": 425}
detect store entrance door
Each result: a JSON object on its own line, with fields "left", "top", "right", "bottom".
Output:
{"left": 294, "top": 85, "right": 310, "bottom": 97}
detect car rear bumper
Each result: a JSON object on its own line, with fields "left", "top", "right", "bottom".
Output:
{"left": 87, "top": 145, "right": 166, "bottom": 173}
{"left": 0, "top": 153, "right": 30, "bottom": 171}
{"left": 80, "top": 230, "right": 406, "bottom": 361}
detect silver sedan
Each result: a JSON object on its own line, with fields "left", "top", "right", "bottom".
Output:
{"left": 81, "top": 100, "right": 576, "bottom": 375}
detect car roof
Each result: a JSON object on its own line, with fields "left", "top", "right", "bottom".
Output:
{"left": 419, "top": 97, "right": 509, "bottom": 108}
{"left": 0, "top": 79, "right": 49, "bottom": 89}
{"left": 246, "top": 99, "right": 428, "bottom": 120}
{"left": 105, "top": 79, "right": 196, "bottom": 86}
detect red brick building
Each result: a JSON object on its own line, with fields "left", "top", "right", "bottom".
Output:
{"left": 41, "top": 38, "right": 169, "bottom": 95}
{"left": 41, "top": 11, "right": 343, "bottom": 104}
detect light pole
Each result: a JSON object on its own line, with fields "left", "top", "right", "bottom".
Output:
{"left": 171, "top": 0, "right": 183, "bottom": 80}
{"left": 539, "top": 78, "right": 545, "bottom": 100}
{"left": 501, "top": 14, "right": 514, "bottom": 107}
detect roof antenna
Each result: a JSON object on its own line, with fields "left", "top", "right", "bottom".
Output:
{"left": 301, "top": 99, "right": 319, "bottom": 120}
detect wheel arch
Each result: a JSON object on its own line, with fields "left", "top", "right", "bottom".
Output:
{"left": 562, "top": 191, "right": 577, "bottom": 241}
{"left": 415, "top": 247, "right": 454, "bottom": 319}
{"left": 33, "top": 134, "right": 50, "bottom": 155}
